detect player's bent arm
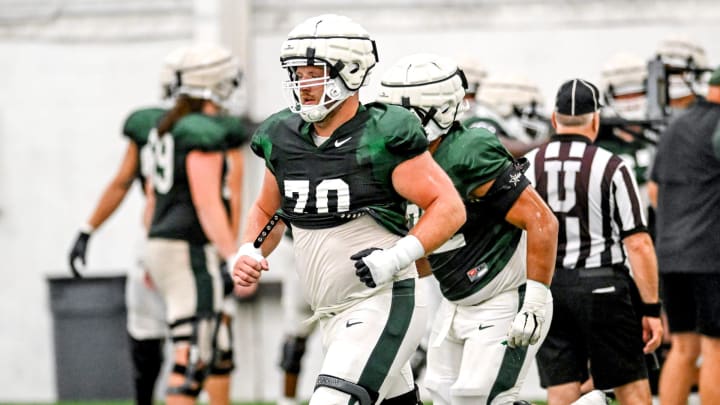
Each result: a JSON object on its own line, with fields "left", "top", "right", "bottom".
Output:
{"left": 226, "top": 147, "right": 244, "bottom": 237}
{"left": 502, "top": 187, "right": 558, "bottom": 285}
{"left": 239, "top": 168, "right": 284, "bottom": 257}
{"left": 86, "top": 140, "right": 141, "bottom": 229}
{"left": 231, "top": 168, "right": 282, "bottom": 286}
{"left": 187, "top": 150, "right": 237, "bottom": 260}
{"left": 392, "top": 151, "right": 466, "bottom": 253}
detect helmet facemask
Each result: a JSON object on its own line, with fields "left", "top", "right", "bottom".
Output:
{"left": 406, "top": 100, "right": 465, "bottom": 142}
{"left": 281, "top": 60, "right": 355, "bottom": 123}
{"left": 605, "top": 88, "right": 648, "bottom": 121}
{"left": 516, "top": 101, "right": 551, "bottom": 139}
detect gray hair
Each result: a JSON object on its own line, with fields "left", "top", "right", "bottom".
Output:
{"left": 555, "top": 112, "right": 594, "bottom": 127}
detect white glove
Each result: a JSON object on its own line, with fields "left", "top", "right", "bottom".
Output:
{"left": 352, "top": 235, "right": 425, "bottom": 288}
{"left": 507, "top": 279, "right": 549, "bottom": 348}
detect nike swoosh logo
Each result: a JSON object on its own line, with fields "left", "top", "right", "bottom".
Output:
{"left": 478, "top": 324, "right": 494, "bottom": 331}
{"left": 335, "top": 137, "right": 352, "bottom": 147}
{"left": 346, "top": 320, "right": 363, "bottom": 328}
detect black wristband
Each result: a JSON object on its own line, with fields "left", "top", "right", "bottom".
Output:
{"left": 641, "top": 302, "right": 662, "bottom": 317}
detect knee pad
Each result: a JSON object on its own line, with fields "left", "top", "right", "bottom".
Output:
{"left": 167, "top": 314, "right": 219, "bottom": 396}
{"left": 280, "top": 335, "right": 307, "bottom": 374}
{"left": 167, "top": 363, "right": 205, "bottom": 398}
{"left": 209, "top": 348, "right": 234, "bottom": 375}
{"left": 210, "top": 315, "right": 234, "bottom": 375}
{"left": 314, "top": 374, "right": 377, "bottom": 405}
{"left": 380, "top": 385, "right": 422, "bottom": 405}
{"left": 169, "top": 313, "right": 218, "bottom": 366}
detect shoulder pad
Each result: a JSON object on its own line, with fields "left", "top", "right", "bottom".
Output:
{"left": 123, "top": 107, "right": 166, "bottom": 145}
{"left": 173, "top": 114, "right": 228, "bottom": 152}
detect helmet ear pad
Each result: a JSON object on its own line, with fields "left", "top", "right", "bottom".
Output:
{"left": 326, "top": 79, "right": 344, "bottom": 99}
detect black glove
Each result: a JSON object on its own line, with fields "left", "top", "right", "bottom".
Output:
{"left": 350, "top": 247, "right": 382, "bottom": 288}
{"left": 219, "top": 261, "right": 234, "bottom": 297}
{"left": 69, "top": 231, "right": 91, "bottom": 278}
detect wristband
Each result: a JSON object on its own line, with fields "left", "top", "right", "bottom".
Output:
{"left": 523, "top": 279, "right": 549, "bottom": 311}
{"left": 80, "top": 223, "right": 95, "bottom": 234}
{"left": 392, "top": 235, "right": 426, "bottom": 269}
{"left": 236, "top": 242, "right": 264, "bottom": 261}
{"left": 641, "top": 302, "right": 662, "bottom": 317}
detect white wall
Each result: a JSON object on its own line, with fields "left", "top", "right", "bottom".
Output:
{"left": 0, "top": 0, "right": 718, "bottom": 402}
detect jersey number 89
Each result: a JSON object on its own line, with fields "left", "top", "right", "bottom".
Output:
{"left": 147, "top": 129, "right": 174, "bottom": 194}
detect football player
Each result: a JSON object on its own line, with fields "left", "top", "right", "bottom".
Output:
{"left": 377, "top": 53, "right": 558, "bottom": 405}
{"left": 654, "top": 34, "right": 709, "bottom": 113}
{"left": 466, "top": 72, "right": 552, "bottom": 157}
{"left": 67, "top": 46, "right": 186, "bottom": 405}
{"left": 598, "top": 52, "right": 656, "bottom": 214}
{"left": 230, "top": 14, "right": 465, "bottom": 405}
{"left": 454, "top": 56, "right": 487, "bottom": 122}
{"left": 140, "top": 43, "right": 247, "bottom": 405}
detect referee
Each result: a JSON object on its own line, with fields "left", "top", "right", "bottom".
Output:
{"left": 525, "top": 79, "right": 663, "bottom": 405}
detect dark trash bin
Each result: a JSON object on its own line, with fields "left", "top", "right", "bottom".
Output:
{"left": 47, "top": 274, "right": 133, "bottom": 400}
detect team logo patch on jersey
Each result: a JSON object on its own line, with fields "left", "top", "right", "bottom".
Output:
{"left": 466, "top": 263, "right": 489, "bottom": 282}
{"left": 509, "top": 172, "right": 522, "bottom": 187}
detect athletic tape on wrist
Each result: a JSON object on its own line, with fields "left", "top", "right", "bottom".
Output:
{"left": 80, "top": 223, "right": 95, "bottom": 234}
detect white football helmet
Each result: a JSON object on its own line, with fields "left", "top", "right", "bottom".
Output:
{"left": 377, "top": 53, "right": 467, "bottom": 142}
{"left": 174, "top": 43, "right": 242, "bottom": 108}
{"left": 476, "top": 73, "right": 545, "bottom": 118}
{"left": 475, "top": 73, "right": 549, "bottom": 141}
{"left": 455, "top": 56, "right": 487, "bottom": 96}
{"left": 601, "top": 52, "right": 648, "bottom": 120}
{"left": 655, "top": 34, "right": 709, "bottom": 100}
{"left": 159, "top": 45, "right": 189, "bottom": 102}
{"left": 280, "top": 14, "right": 378, "bottom": 123}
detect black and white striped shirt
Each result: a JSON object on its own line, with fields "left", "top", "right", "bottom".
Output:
{"left": 526, "top": 134, "right": 647, "bottom": 269}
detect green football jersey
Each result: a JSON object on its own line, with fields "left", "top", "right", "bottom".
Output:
{"left": 123, "top": 107, "right": 167, "bottom": 184}
{"left": 428, "top": 124, "right": 524, "bottom": 301}
{"left": 251, "top": 102, "right": 428, "bottom": 235}
{"left": 147, "top": 113, "right": 245, "bottom": 244}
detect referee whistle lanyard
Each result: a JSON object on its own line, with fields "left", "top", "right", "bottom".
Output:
{"left": 431, "top": 301, "right": 457, "bottom": 348}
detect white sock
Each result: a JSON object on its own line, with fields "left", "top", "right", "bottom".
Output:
{"left": 571, "top": 390, "right": 608, "bottom": 405}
